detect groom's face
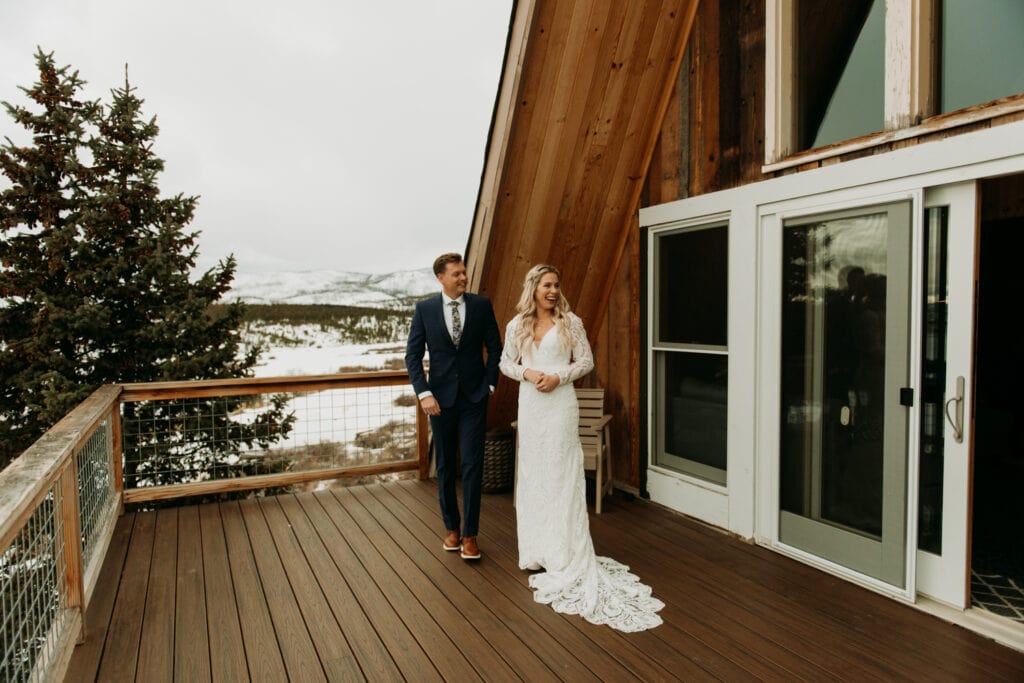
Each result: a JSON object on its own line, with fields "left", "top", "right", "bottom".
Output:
{"left": 438, "top": 261, "right": 468, "bottom": 299}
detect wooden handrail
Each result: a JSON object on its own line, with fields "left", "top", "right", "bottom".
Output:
{"left": 0, "top": 385, "right": 121, "bottom": 552}
{"left": 119, "top": 370, "right": 410, "bottom": 401}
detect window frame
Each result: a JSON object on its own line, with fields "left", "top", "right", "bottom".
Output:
{"left": 650, "top": 216, "right": 730, "bottom": 486}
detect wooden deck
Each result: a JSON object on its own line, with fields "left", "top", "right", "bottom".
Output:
{"left": 66, "top": 480, "right": 1024, "bottom": 682}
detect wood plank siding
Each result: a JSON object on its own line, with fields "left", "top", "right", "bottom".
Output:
{"left": 67, "top": 480, "right": 1024, "bottom": 681}
{"left": 468, "top": 0, "right": 1024, "bottom": 490}
{"left": 466, "top": 1, "right": 700, "bottom": 460}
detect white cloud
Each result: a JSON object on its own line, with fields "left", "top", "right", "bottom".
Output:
{"left": 0, "top": 0, "right": 512, "bottom": 275}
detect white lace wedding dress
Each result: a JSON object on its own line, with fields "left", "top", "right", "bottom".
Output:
{"left": 499, "top": 312, "right": 664, "bottom": 632}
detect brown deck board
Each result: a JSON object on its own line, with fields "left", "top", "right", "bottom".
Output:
{"left": 67, "top": 480, "right": 1024, "bottom": 682}
{"left": 293, "top": 490, "right": 441, "bottom": 682}
{"left": 314, "top": 488, "right": 481, "bottom": 681}
{"left": 377, "top": 481, "right": 611, "bottom": 682}
{"left": 219, "top": 501, "right": 288, "bottom": 682}
{"left": 197, "top": 503, "right": 249, "bottom": 683}
{"left": 478, "top": 487, "right": 794, "bottom": 682}
{"left": 274, "top": 494, "right": 403, "bottom": 682}
{"left": 339, "top": 486, "right": 522, "bottom": 682}
{"left": 360, "top": 484, "right": 566, "bottom": 682}
{"left": 136, "top": 508, "right": 177, "bottom": 682}
{"left": 397, "top": 479, "right": 685, "bottom": 681}
{"left": 394, "top": 481, "right": 668, "bottom": 681}
{"left": 237, "top": 498, "right": 327, "bottom": 682}
{"left": 257, "top": 496, "right": 363, "bottom": 680}
{"left": 63, "top": 512, "right": 134, "bottom": 682}
{"left": 175, "top": 505, "right": 211, "bottom": 683}
{"left": 95, "top": 509, "right": 155, "bottom": 681}
{"left": 606, "top": 493, "right": 1011, "bottom": 682}
{"left": 586, "top": 495, "right": 900, "bottom": 680}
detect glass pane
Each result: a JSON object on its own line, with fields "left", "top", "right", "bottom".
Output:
{"left": 780, "top": 212, "right": 888, "bottom": 537}
{"left": 656, "top": 351, "right": 728, "bottom": 484}
{"left": 918, "top": 207, "right": 948, "bottom": 554}
{"left": 798, "top": 0, "right": 884, "bottom": 149}
{"left": 941, "top": 0, "right": 1024, "bottom": 114}
{"left": 656, "top": 225, "right": 727, "bottom": 346}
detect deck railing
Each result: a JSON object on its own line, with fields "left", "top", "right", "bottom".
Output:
{"left": 0, "top": 371, "right": 429, "bottom": 683}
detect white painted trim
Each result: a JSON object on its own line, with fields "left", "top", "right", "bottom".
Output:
{"left": 885, "top": 0, "right": 911, "bottom": 128}
{"left": 764, "top": 0, "right": 795, "bottom": 164}
{"left": 647, "top": 467, "right": 729, "bottom": 529}
{"left": 916, "top": 598, "right": 1024, "bottom": 654}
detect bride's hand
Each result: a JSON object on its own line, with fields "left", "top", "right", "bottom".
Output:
{"left": 535, "top": 373, "right": 559, "bottom": 393}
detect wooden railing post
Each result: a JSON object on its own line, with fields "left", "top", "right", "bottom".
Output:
{"left": 110, "top": 400, "right": 124, "bottom": 516}
{"left": 58, "top": 460, "right": 86, "bottom": 643}
{"left": 417, "top": 406, "right": 430, "bottom": 480}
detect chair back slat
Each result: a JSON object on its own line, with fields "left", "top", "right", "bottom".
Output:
{"left": 575, "top": 388, "right": 605, "bottom": 423}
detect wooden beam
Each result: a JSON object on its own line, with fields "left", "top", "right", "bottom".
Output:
{"left": 121, "top": 460, "right": 419, "bottom": 505}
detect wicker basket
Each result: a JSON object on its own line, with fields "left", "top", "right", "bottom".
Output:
{"left": 482, "top": 429, "right": 514, "bottom": 493}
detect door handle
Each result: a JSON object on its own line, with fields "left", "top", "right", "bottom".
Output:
{"left": 944, "top": 375, "right": 965, "bottom": 443}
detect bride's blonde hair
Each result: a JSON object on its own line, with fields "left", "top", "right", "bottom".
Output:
{"left": 511, "top": 264, "right": 572, "bottom": 356}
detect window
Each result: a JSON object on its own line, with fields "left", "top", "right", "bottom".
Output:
{"left": 939, "top": 0, "right": 1024, "bottom": 114}
{"left": 766, "top": 0, "right": 1024, "bottom": 166}
{"left": 798, "top": 0, "right": 884, "bottom": 149}
{"left": 652, "top": 221, "right": 728, "bottom": 485}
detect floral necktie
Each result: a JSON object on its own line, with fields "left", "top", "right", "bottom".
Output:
{"left": 450, "top": 301, "right": 462, "bottom": 347}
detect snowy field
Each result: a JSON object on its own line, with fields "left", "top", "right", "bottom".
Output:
{"left": 240, "top": 322, "right": 421, "bottom": 470}
{"left": 254, "top": 337, "right": 407, "bottom": 377}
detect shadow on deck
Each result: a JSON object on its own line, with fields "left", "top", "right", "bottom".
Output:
{"left": 67, "top": 480, "right": 1024, "bottom": 681}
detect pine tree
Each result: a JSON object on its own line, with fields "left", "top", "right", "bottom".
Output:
{"left": 0, "top": 49, "right": 101, "bottom": 462}
{"left": 0, "top": 50, "right": 294, "bottom": 474}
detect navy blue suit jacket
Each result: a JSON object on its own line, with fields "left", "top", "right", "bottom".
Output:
{"left": 405, "top": 292, "right": 502, "bottom": 408}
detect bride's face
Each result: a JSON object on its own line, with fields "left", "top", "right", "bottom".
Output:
{"left": 534, "top": 272, "right": 560, "bottom": 312}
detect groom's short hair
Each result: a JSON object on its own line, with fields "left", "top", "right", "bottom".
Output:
{"left": 433, "top": 253, "right": 463, "bottom": 275}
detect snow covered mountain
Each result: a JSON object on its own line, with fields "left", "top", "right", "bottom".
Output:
{"left": 226, "top": 268, "right": 439, "bottom": 309}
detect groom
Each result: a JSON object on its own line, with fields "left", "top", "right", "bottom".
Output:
{"left": 405, "top": 253, "right": 502, "bottom": 560}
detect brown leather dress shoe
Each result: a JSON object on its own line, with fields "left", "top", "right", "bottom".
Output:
{"left": 460, "top": 536, "right": 481, "bottom": 560}
{"left": 443, "top": 530, "right": 461, "bottom": 551}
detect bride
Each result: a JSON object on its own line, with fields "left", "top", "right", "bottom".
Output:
{"left": 499, "top": 264, "right": 664, "bottom": 632}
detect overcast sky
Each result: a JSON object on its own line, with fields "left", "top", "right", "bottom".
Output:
{"left": 0, "top": 1, "right": 512, "bottom": 275}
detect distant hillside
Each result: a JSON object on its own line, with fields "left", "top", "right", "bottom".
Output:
{"left": 220, "top": 303, "right": 413, "bottom": 346}
{"left": 225, "top": 268, "right": 438, "bottom": 309}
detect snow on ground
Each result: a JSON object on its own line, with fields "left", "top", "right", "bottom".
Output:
{"left": 246, "top": 323, "right": 408, "bottom": 377}
{"left": 240, "top": 323, "right": 422, "bottom": 464}
{"left": 254, "top": 340, "right": 406, "bottom": 377}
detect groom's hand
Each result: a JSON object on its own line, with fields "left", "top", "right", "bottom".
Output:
{"left": 419, "top": 395, "right": 441, "bottom": 416}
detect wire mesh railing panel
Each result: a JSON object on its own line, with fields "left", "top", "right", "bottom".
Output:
{"left": 121, "top": 384, "right": 418, "bottom": 490}
{"left": 0, "top": 488, "right": 69, "bottom": 683}
{"left": 76, "top": 418, "right": 114, "bottom": 568}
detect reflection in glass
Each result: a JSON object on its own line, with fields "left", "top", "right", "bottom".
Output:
{"left": 780, "top": 213, "right": 888, "bottom": 537}
{"left": 940, "top": 0, "right": 1024, "bottom": 114}
{"left": 656, "top": 351, "right": 728, "bottom": 484}
{"left": 656, "top": 225, "right": 727, "bottom": 346}
{"left": 798, "top": 0, "right": 884, "bottom": 149}
{"left": 918, "top": 207, "right": 948, "bottom": 554}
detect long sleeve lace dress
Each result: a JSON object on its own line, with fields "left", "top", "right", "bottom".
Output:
{"left": 499, "top": 312, "right": 664, "bottom": 632}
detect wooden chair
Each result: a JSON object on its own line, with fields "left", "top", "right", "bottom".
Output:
{"left": 512, "top": 387, "right": 614, "bottom": 513}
